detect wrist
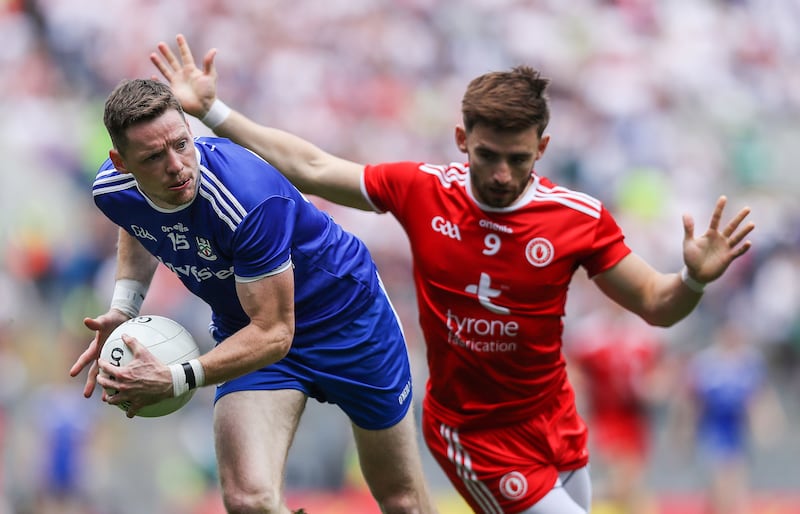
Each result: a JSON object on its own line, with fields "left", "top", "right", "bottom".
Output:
{"left": 680, "top": 266, "right": 706, "bottom": 293}
{"left": 110, "top": 279, "right": 148, "bottom": 318}
{"left": 169, "top": 358, "right": 205, "bottom": 397}
{"left": 201, "top": 98, "right": 231, "bottom": 129}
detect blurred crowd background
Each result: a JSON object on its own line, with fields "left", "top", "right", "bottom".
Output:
{"left": 1, "top": 0, "right": 799, "bottom": 513}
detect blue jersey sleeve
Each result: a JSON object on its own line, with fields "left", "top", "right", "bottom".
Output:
{"left": 234, "top": 196, "right": 296, "bottom": 280}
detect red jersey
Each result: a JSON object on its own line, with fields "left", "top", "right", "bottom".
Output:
{"left": 569, "top": 316, "right": 663, "bottom": 456}
{"left": 363, "top": 161, "right": 631, "bottom": 428}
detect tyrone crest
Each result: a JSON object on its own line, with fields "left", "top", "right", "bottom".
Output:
{"left": 196, "top": 237, "right": 218, "bottom": 261}
{"left": 525, "top": 237, "right": 554, "bottom": 267}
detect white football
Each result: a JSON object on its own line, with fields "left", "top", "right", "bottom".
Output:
{"left": 100, "top": 315, "right": 200, "bottom": 417}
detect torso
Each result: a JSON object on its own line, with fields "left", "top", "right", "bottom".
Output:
{"left": 364, "top": 161, "right": 631, "bottom": 426}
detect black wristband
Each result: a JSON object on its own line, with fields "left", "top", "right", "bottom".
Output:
{"left": 181, "top": 361, "right": 197, "bottom": 389}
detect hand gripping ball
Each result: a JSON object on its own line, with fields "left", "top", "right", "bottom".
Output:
{"left": 100, "top": 315, "right": 200, "bottom": 417}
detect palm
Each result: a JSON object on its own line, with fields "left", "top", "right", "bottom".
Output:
{"left": 683, "top": 229, "right": 729, "bottom": 282}
{"left": 151, "top": 34, "right": 218, "bottom": 119}
{"left": 172, "top": 64, "right": 215, "bottom": 117}
{"left": 682, "top": 196, "right": 753, "bottom": 283}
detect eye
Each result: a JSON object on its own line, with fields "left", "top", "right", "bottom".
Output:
{"left": 477, "top": 149, "right": 498, "bottom": 162}
{"left": 176, "top": 139, "right": 188, "bottom": 151}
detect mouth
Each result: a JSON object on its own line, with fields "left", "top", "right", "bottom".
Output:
{"left": 487, "top": 187, "right": 512, "bottom": 199}
{"left": 482, "top": 187, "right": 515, "bottom": 207}
{"left": 169, "top": 177, "right": 191, "bottom": 191}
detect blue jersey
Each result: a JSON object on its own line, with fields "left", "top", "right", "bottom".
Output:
{"left": 689, "top": 344, "right": 765, "bottom": 458}
{"left": 92, "top": 137, "right": 380, "bottom": 341}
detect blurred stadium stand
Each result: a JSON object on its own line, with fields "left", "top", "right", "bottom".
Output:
{"left": 1, "top": 0, "right": 798, "bottom": 512}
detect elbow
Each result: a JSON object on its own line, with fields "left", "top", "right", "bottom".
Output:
{"left": 646, "top": 317, "right": 676, "bottom": 328}
{"left": 252, "top": 324, "right": 294, "bottom": 369}
{"left": 271, "top": 326, "right": 294, "bottom": 361}
{"left": 639, "top": 311, "right": 686, "bottom": 328}
{"left": 273, "top": 337, "right": 292, "bottom": 361}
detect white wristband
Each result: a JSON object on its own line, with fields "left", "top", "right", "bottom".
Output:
{"left": 168, "top": 358, "right": 205, "bottom": 397}
{"left": 201, "top": 99, "right": 231, "bottom": 129}
{"left": 110, "top": 279, "right": 148, "bottom": 318}
{"left": 169, "top": 363, "right": 188, "bottom": 397}
{"left": 680, "top": 267, "right": 706, "bottom": 293}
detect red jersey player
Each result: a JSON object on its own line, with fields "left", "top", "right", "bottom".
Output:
{"left": 152, "top": 34, "right": 755, "bottom": 514}
{"left": 567, "top": 301, "right": 671, "bottom": 513}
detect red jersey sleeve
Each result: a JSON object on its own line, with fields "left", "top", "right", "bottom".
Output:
{"left": 581, "top": 206, "right": 632, "bottom": 278}
{"left": 363, "top": 161, "right": 425, "bottom": 214}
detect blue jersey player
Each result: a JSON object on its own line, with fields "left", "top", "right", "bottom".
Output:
{"left": 69, "top": 79, "right": 437, "bottom": 514}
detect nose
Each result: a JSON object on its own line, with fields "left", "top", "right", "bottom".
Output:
{"left": 165, "top": 149, "right": 183, "bottom": 174}
{"left": 491, "top": 162, "right": 512, "bottom": 185}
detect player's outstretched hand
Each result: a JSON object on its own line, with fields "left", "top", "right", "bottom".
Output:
{"left": 682, "top": 195, "right": 754, "bottom": 284}
{"left": 71, "top": 310, "right": 131, "bottom": 398}
{"left": 96, "top": 335, "right": 173, "bottom": 419}
{"left": 151, "top": 33, "right": 218, "bottom": 119}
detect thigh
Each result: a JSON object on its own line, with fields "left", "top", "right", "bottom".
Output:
{"left": 422, "top": 403, "right": 588, "bottom": 514}
{"left": 351, "top": 406, "right": 432, "bottom": 505}
{"left": 213, "top": 389, "right": 307, "bottom": 494}
{"left": 521, "top": 466, "right": 591, "bottom": 514}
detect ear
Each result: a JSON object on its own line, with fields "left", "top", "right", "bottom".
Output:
{"left": 109, "top": 149, "right": 129, "bottom": 174}
{"left": 455, "top": 126, "right": 468, "bottom": 153}
{"left": 536, "top": 133, "right": 551, "bottom": 160}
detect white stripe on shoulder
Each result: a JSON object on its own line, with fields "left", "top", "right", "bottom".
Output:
{"left": 96, "top": 168, "right": 121, "bottom": 179}
{"left": 419, "top": 162, "right": 468, "bottom": 188}
{"left": 198, "top": 188, "right": 238, "bottom": 231}
{"left": 532, "top": 182, "right": 603, "bottom": 219}
{"left": 201, "top": 166, "right": 247, "bottom": 216}
{"left": 92, "top": 173, "right": 137, "bottom": 196}
{"left": 198, "top": 167, "right": 247, "bottom": 231}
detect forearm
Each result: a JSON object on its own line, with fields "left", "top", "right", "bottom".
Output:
{"left": 215, "top": 111, "right": 317, "bottom": 180}
{"left": 210, "top": 107, "right": 371, "bottom": 210}
{"left": 194, "top": 269, "right": 296, "bottom": 386}
{"left": 116, "top": 229, "right": 159, "bottom": 284}
{"left": 197, "top": 321, "right": 293, "bottom": 385}
{"left": 111, "top": 229, "right": 159, "bottom": 317}
{"left": 595, "top": 254, "right": 704, "bottom": 327}
{"left": 635, "top": 272, "right": 703, "bottom": 327}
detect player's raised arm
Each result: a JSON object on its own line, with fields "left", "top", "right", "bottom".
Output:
{"left": 151, "top": 34, "right": 370, "bottom": 210}
{"left": 594, "top": 196, "right": 753, "bottom": 326}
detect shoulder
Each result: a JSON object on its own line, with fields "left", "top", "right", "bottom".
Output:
{"left": 92, "top": 158, "right": 137, "bottom": 199}
{"left": 528, "top": 174, "right": 605, "bottom": 220}
{"left": 366, "top": 161, "right": 468, "bottom": 187}
{"left": 195, "top": 136, "right": 281, "bottom": 182}
{"left": 195, "top": 144, "right": 299, "bottom": 213}
{"left": 419, "top": 162, "right": 469, "bottom": 188}
{"left": 194, "top": 136, "right": 265, "bottom": 164}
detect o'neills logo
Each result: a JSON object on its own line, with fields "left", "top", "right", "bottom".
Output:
{"left": 525, "top": 237, "right": 554, "bottom": 267}
{"left": 499, "top": 471, "right": 528, "bottom": 500}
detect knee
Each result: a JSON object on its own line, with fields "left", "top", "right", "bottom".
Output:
{"left": 222, "top": 486, "right": 283, "bottom": 514}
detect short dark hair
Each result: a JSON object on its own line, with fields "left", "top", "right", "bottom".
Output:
{"left": 103, "top": 78, "right": 184, "bottom": 153}
{"left": 461, "top": 65, "right": 550, "bottom": 136}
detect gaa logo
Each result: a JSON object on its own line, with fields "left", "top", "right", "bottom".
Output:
{"left": 431, "top": 216, "right": 461, "bottom": 241}
{"left": 499, "top": 471, "right": 528, "bottom": 500}
{"left": 525, "top": 237, "right": 554, "bottom": 267}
